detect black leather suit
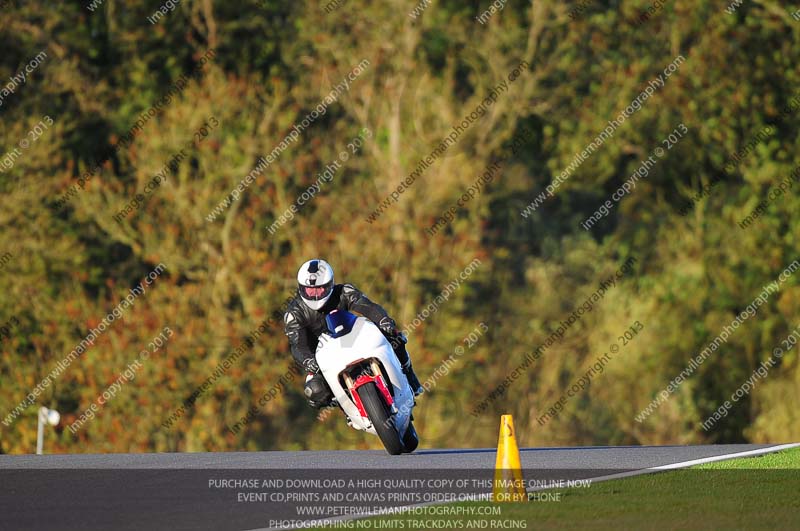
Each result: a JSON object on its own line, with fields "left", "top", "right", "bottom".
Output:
{"left": 283, "top": 283, "right": 409, "bottom": 369}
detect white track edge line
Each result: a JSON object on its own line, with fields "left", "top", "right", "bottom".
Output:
{"left": 553, "top": 442, "right": 800, "bottom": 485}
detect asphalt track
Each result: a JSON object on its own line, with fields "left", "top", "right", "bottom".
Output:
{"left": 0, "top": 444, "right": 795, "bottom": 530}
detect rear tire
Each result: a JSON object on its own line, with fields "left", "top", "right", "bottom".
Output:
{"left": 357, "top": 382, "right": 404, "bottom": 455}
{"left": 401, "top": 421, "right": 419, "bottom": 453}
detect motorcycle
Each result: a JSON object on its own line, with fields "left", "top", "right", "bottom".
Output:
{"left": 315, "top": 309, "right": 419, "bottom": 455}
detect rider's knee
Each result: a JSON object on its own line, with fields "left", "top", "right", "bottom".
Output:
{"left": 304, "top": 374, "right": 333, "bottom": 408}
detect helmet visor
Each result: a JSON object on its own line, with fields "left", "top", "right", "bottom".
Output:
{"left": 300, "top": 283, "right": 333, "bottom": 301}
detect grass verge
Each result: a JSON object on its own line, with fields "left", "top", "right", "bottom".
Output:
{"left": 310, "top": 446, "right": 800, "bottom": 530}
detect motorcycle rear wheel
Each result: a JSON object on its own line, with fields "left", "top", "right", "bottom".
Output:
{"left": 401, "top": 421, "right": 419, "bottom": 453}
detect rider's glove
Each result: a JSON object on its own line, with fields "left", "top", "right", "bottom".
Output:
{"left": 302, "top": 357, "right": 320, "bottom": 374}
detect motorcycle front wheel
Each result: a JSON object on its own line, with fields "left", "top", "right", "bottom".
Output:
{"left": 357, "top": 382, "right": 405, "bottom": 455}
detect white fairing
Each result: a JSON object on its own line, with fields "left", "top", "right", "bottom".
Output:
{"left": 316, "top": 317, "right": 414, "bottom": 437}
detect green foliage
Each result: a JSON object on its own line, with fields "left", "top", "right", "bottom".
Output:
{"left": 0, "top": 0, "right": 798, "bottom": 454}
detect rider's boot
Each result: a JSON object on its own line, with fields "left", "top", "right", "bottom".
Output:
{"left": 402, "top": 361, "right": 424, "bottom": 396}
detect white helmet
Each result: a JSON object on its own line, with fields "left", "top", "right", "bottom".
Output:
{"left": 297, "top": 259, "right": 334, "bottom": 310}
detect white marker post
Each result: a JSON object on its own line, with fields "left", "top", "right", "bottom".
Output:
{"left": 36, "top": 407, "right": 60, "bottom": 455}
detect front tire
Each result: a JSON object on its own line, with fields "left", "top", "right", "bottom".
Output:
{"left": 357, "top": 382, "right": 404, "bottom": 455}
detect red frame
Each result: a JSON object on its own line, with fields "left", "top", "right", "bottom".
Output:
{"left": 350, "top": 373, "right": 394, "bottom": 418}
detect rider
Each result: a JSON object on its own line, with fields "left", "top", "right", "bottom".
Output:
{"left": 284, "top": 259, "right": 424, "bottom": 408}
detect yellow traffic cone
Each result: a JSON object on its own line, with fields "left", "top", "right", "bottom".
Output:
{"left": 493, "top": 415, "right": 527, "bottom": 502}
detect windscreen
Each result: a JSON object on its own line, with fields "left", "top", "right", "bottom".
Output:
{"left": 325, "top": 310, "right": 358, "bottom": 338}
